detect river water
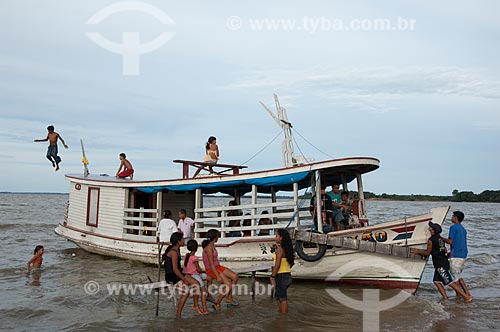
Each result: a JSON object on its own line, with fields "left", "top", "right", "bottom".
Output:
{"left": 0, "top": 193, "right": 499, "bottom": 332}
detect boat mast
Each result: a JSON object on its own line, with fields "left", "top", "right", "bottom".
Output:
{"left": 260, "top": 94, "right": 296, "bottom": 168}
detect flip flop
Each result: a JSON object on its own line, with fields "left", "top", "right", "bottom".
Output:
{"left": 226, "top": 301, "right": 240, "bottom": 308}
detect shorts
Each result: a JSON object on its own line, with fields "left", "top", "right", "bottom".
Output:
{"left": 190, "top": 274, "right": 204, "bottom": 286}
{"left": 206, "top": 265, "right": 226, "bottom": 279}
{"left": 47, "top": 145, "right": 61, "bottom": 164}
{"left": 165, "top": 273, "right": 181, "bottom": 285}
{"left": 332, "top": 210, "right": 344, "bottom": 224}
{"left": 117, "top": 169, "right": 134, "bottom": 178}
{"left": 450, "top": 258, "right": 465, "bottom": 281}
{"left": 275, "top": 273, "right": 292, "bottom": 301}
{"left": 433, "top": 267, "right": 454, "bottom": 286}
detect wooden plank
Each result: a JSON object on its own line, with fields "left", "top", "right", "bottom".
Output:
{"left": 376, "top": 243, "right": 392, "bottom": 255}
{"left": 195, "top": 200, "right": 296, "bottom": 213}
{"left": 233, "top": 263, "right": 273, "bottom": 274}
{"left": 333, "top": 236, "right": 344, "bottom": 247}
{"left": 359, "top": 240, "right": 376, "bottom": 252}
{"left": 173, "top": 159, "right": 248, "bottom": 169}
{"left": 124, "top": 208, "right": 158, "bottom": 213}
{"left": 392, "top": 245, "right": 410, "bottom": 258}
{"left": 342, "top": 238, "right": 360, "bottom": 250}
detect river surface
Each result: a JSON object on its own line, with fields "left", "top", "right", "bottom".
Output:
{"left": 0, "top": 193, "right": 499, "bottom": 331}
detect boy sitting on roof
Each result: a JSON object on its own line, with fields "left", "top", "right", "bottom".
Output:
{"left": 116, "top": 153, "right": 134, "bottom": 180}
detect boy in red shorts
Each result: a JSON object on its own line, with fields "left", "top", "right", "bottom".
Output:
{"left": 115, "top": 153, "right": 134, "bottom": 179}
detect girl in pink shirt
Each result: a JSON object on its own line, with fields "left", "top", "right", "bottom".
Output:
{"left": 184, "top": 240, "right": 208, "bottom": 314}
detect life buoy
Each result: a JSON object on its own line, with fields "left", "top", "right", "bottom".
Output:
{"left": 75, "top": 183, "right": 82, "bottom": 190}
{"left": 295, "top": 240, "right": 327, "bottom": 262}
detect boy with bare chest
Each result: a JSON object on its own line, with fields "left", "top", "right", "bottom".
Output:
{"left": 34, "top": 125, "right": 68, "bottom": 171}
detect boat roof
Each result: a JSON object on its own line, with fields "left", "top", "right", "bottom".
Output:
{"left": 65, "top": 157, "right": 379, "bottom": 194}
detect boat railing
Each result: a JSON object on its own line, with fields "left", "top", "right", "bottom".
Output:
{"left": 123, "top": 207, "right": 159, "bottom": 240}
{"left": 193, "top": 200, "right": 311, "bottom": 238}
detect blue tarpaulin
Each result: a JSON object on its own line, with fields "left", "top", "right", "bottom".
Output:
{"left": 136, "top": 171, "right": 311, "bottom": 194}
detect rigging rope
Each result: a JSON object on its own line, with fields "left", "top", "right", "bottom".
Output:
{"left": 237, "top": 129, "right": 283, "bottom": 167}
{"left": 292, "top": 127, "right": 335, "bottom": 160}
{"left": 291, "top": 133, "right": 311, "bottom": 164}
{"left": 284, "top": 174, "right": 314, "bottom": 230}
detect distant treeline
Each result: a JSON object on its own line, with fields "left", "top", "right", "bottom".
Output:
{"left": 301, "top": 190, "right": 500, "bottom": 203}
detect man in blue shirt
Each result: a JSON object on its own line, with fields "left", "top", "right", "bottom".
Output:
{"left": 411, "top": 222, "right": 472, "bottom": 302}
{"left": 327, "top": 184, "right": 349, "bottom": 231}
{"left": 442, "top": 210, "right": 472, "bottom": 299}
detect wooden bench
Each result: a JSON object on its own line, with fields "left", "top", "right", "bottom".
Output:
{"left": 173, "top": 159, "right": 248, "bottom": 179}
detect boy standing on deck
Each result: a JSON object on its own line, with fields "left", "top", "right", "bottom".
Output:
{"left": 411, "top": 222, "right": 472, "bottom": 302}
{"left": 34, "top": 125, "right": 68, "bottom": 171}
{"left": 116, "top": 153, "right": 134, "bottom": 179}
{"left": 441, "top": 210, "right": 472, "bottom": 298}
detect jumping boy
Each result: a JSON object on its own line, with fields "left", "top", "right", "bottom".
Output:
{"left": 34, "top": 125, "right": 68, "bottom": 171}
{"left": 411, "top": 222, "right": 472, "bottom": 302}
{"left": 116, "top": 153, "right": 134, "bottom": 180}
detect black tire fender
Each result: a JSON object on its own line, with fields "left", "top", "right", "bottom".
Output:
{"left": 295, "top": 240, "right": 327, "bottom": 262}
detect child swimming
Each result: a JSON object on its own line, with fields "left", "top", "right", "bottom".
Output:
{"left": 26, "top": 245, "right": 44, "bottom": 273}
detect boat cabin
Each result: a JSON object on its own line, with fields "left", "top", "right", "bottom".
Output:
{"left": 63, "top": 158, "right": 379, "bottom": 244}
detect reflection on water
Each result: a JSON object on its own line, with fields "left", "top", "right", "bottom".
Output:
{"left": 0, "top": 193, "right": 499, "bottom": 332}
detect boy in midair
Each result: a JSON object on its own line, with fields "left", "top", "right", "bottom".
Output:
{"left": 34, "top": 125, "right": 68, "bottom": 171}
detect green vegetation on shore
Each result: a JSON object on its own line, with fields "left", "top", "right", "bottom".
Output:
{"left": 301, "top": 190, "right": 500, "bottom": 203}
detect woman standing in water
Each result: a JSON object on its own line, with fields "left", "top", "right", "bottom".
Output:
{"left": 270, "top": 229, "right": 294, "bottom": 314}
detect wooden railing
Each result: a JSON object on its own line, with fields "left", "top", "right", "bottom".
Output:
{"left": 123, "top": 207, "right": 159, "bottom": 241}
{"left": 193, "top": 200, "right": 309, "bottom": 238}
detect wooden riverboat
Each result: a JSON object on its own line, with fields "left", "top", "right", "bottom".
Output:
{"left": 55, "top": 96, "right": 445, "bottom": 292}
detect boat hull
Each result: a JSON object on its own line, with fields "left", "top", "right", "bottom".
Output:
{"left": 55, "top": 205, "right": 449, "bottom": 293}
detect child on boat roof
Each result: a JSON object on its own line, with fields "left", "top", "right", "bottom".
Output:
{"left": 204, "top": 136, "right": 219, "bottom": 164}
{"left": 116, "top": 153, "right": 134, "bottom": 180}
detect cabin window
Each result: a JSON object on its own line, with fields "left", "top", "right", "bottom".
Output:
{"left": 86, "top": 187, "right": 100, "bottom": 227}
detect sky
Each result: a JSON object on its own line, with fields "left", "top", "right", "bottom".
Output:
{"left": 1, "top": 0, "right": 499, "bottom": 195}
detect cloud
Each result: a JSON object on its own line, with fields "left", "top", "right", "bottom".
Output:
{"left": 225, "top": 66, "right": 500, "bottom": 113}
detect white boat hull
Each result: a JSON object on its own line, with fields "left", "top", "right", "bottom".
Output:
{"left": 55, "top": 206, "right": 448, "bottom": 293}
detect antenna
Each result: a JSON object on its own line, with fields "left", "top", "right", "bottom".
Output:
{"left": 80, "top": 139, "right": 90, "bottom": 177}
{"left": 259, "top": 94, "right": 296, "bottom": 167}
